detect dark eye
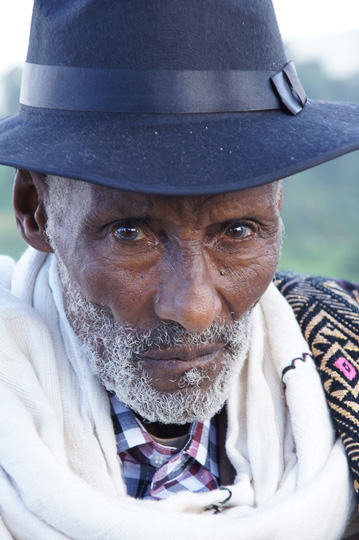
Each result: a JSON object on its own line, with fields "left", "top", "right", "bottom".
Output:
{"left": 225, "top": 223, "right": 254, "bottom": 239}
{"left": 113, "top": 222, "right": 145, "bottom": 241}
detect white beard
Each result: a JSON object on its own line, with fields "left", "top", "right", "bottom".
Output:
{"left": 53, "top": 251, "right": 252, "bottom": 424}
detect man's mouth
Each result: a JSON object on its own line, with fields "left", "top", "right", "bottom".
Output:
{"left": 137, "top": 346, "right": 225, "bottom": 392}
{"left": 138, "top": 344, "right": 223, "bottom": 362}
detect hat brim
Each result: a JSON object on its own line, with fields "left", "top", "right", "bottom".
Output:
{"left": 0, "top": 100, "right": 358, "bottom": 195}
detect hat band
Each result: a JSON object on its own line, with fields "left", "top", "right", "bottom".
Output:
{"left": 20, "top": 62, "right": 306, "bottom": 115}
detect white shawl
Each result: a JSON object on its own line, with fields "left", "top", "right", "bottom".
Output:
{"left": 0, "top": 248, "right": 355, "bottom": 539}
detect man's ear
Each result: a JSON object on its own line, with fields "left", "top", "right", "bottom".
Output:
{"left": 13, "top": 169, "right": 53, "bottom": 253}
{"left": 277, "top": 183, "right": 283, "bottom": 212}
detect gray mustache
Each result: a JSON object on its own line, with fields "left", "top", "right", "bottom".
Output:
{"left": 119, "top": 317, "right": 250, "bottom": 355}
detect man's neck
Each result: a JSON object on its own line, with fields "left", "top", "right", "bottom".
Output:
{"left": 134, "top": 413, "right": 191, "bottom": 439}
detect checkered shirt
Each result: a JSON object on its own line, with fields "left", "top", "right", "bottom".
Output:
{"left": 110, "top": 395, "right": 219, "bottom": 500}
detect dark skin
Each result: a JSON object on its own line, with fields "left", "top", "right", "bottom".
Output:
{"left": 13, "top": 169, "right": 283, "bottom": 438}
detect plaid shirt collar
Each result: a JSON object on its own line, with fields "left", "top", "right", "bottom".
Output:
{"left": 110, "top": 395, "right": 219, "bottom": 499}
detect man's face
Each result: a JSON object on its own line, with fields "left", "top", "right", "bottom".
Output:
{"left": 45, "top": 180, "right": 282, "bottom": 423}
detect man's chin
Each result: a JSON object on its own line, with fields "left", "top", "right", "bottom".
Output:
{"left": 106, "top": 370, "right": 234, "bottom": 425}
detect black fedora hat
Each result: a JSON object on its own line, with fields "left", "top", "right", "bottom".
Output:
{"left": 0, "top": 0, "right": 358, "bottom": 195}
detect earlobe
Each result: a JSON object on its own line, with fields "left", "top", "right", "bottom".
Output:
{"left": 13, "top": 169, "right": 53, "bottom": 253}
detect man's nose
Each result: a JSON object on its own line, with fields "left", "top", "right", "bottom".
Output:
{"left": 153, "top": 251, "right": 222, "bottom": 333}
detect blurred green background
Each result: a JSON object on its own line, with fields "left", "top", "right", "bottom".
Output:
{"left": 0, "top": 60, "right": 358, "bottom": 280}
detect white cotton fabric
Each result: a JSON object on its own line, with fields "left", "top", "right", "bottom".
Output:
{"left": 0, "top": 247, "right": 355, "bottom": 540}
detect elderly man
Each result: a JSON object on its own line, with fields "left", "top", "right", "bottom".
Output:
{"left": 0, "top": 1, "right": 359, "bottom": 539}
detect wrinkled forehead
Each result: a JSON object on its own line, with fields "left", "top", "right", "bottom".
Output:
{"left": 49, "top": 177, "right": 281, "bottom": 219}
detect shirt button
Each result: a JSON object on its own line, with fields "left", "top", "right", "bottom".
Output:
{"left": 150, "top": 455, "right": 168, "bottom": 468}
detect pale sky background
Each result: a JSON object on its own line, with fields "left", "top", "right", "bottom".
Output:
{"left": 0, "top": 0, "right": 358, "bottom": 77}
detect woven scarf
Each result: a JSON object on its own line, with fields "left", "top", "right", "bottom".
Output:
{"left": 0, "top": 248, "right": 355, "bottom": 539}
{"left": 276, "top": 272, "right": 359, "bottom": 506}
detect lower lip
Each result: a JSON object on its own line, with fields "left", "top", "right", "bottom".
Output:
{"left": 138, "top": 349, "right": 224, "bottom": 391}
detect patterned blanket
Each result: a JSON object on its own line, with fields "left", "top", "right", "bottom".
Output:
{"left": 276, "top": 273, "right": 359, "bottom": 502}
